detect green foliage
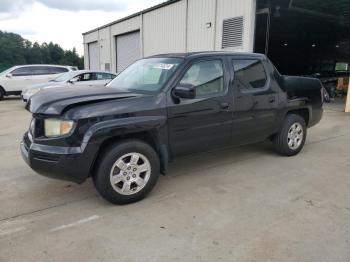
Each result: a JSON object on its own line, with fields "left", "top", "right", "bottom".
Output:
{"left": 0, "top": 30, "right": 84, "bottom": 72}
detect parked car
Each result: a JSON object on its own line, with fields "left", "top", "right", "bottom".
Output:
{"left": 0, "top": 64, "right": 78, "bottom": 100}
{"left": 21, "top": 52, "right": 323, "bottom": 204}
{"left": 21, "top": 70, "right": 117, "bottom": 102}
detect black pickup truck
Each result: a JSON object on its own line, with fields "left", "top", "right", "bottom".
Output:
{"left": 21, "top": 52, "right": 323, "bottom": 204}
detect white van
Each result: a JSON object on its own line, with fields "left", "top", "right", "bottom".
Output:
{"left": 0, "top": 65, "right": 78, "bottom": 99}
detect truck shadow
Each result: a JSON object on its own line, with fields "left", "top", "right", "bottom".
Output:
{"left": 167, "top": 141, "right": 275, "bottom": 179}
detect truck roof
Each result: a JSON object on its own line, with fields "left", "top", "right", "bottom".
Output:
{"left": 149, "top": 51, "right": 266, "bottom": 59}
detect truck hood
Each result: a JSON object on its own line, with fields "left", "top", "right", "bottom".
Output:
{"left": 26, "top": 85, "right": 143, "bottom": 115}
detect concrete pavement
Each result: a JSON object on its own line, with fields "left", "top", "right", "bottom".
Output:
{"left": 0, "top": 98, "right": 350, "bottom": 262}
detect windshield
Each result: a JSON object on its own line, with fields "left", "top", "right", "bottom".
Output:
{"left": 52, "top": 71, "right": 78, "bottom": 82}
{"left": 107, "top": 57, "right": 183, "bottom": 92}
{"left": 0, "top": 66, "right": 15, "bottom": 76}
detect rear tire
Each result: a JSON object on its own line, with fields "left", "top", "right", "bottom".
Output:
{"left": 323, "top": 88, "right": 331, "bottom": 103}
{"left": 273, "top": 114, "right": 307, "bottom": 156}
{"left": 93, "top": 140, "right": 160, "bottom": 204}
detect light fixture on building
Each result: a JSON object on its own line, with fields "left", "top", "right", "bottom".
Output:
{"left": 284, "top": 43, "right": 288, "bottom": 47}
{"left": 206, "top": 22, "right": 212, "bottom": 28}
{"left": 312, "top": 44, "right": 316, "bottom": 48}
{"left": 273, "top": 6, "right": 281, "bottom": 18}
{"left": 336, "top": 45, "right": 340, "bottom": 48}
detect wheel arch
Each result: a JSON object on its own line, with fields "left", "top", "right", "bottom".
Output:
{"left": 286, "top": 108, "right": 311, "bottom": 126}
{"left": 0, "top": 85, "right": 5, "bottom": 97}
{"left": 89, "top": 131, "right": 169, "bottom": 177}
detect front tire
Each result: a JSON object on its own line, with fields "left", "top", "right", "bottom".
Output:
{"left": 93, "top": 140, "right": 160, "bottom": 204}
{"left": 0, "top": 88, "right": 4, "bottom": 100}
{"left": 273, "top": 114, "right": 307, "bottom": 156}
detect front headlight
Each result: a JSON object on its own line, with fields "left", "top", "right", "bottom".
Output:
{"left": 29, "top": 118, "right": 35, "bottom": 135}
{"left": 44, "top": 119, "right": 75, "bottom": 138}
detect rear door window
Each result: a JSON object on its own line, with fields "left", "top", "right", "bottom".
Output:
{"left": 31, "top": 66, "right": 51, "bottom": 75}
{"left": 232, "top": 59, "right": 267, "bottom": 90}
{"left": 95, "top": 73, "right": 115, "bottom": 80}
{"left": 81, "top": 73, "right": 93, "bottom": 81}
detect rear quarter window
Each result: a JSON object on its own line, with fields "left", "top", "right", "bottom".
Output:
{"left": 49, "top": 67, "right": 69, "bottom": 74}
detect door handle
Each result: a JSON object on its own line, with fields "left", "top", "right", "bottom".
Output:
{"left": 219, "top": 102, "right": 229, "bottom": 110}
{"left": 269, "top": 96, "right": 276, "bottom": 103}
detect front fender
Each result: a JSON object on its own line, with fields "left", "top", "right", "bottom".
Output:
{"left": 81, "top": 116, "right": 167, "bottom": 150}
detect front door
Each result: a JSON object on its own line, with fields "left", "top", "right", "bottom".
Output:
{"left": 6, "top": 66, "right": 33, "bottom": 92}
{"left": 167, "top": 58, "right": 233, "bottom": 156}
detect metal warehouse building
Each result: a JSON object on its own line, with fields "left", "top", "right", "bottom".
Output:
{"left": 83, "top": 0, "right": 350, "bottom": 77}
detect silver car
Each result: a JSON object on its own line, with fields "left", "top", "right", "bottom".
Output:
{"left": 22, "top": 70, "right": 116, "bottom": 102}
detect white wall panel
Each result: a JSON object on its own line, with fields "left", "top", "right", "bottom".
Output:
{"left": 187, "top": 0, "right": 216, "bottom": 52}
{"left": 98, "top": 27, "right": 111, "bottom": 71}
{"left": 143, "top": 1, "right": 187, "bottom": 56}
{"left": 84, "top": 31, "right": 98, "bottom": 43}
{"left": 83, "top": 31, "right": 99, "bottom": 69}
{"left": 83, "top": 0, "right": 257, "bottom": 68}
{"left": 88, "top": 42, "right": 99, "bottom": 70}
{"left": 110, "top": 16, "right": 141, "bottom": 36}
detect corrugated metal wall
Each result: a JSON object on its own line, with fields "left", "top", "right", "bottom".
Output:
{"left": 83, "top": 0, "right": 256, "bottom": 71}
{"left": 88, "top": 42, "right": 99, "bottom": 70}
{"left": 215, "top": 0, "right": 256, "bottom": 52}
{"left": 98, "top": 27, "right": 111, "bottom": 71}
{"left": 143, "top": 1, "right": 187, "bottom": 56}
{"left": 187, "top": 0, "right": 216, "bottom": 51}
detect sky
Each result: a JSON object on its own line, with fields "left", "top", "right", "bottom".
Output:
{"left": 0, "top": 0, "right": 164, "bottom": 55}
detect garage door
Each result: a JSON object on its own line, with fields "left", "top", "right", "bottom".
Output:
{"left": 88, "top": 42, "right": 99, "bottom": 70}
{"left": 116, "top": 31, "right": 141, "bottom": 73}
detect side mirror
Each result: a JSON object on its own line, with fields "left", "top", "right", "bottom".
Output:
{"left": 6, "top": 73, "right": 12, "bottom": 78}
{"left": 173, "top": 84, "right": 196, "bottom": 99}
{"left": 68, "top": 78, "right": 79, "bottom": 84}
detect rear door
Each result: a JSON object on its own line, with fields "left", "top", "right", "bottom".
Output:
{"left": 30, "top": 66, "right": 55, "bottom": 85}
{"left": 167, "top": 58, "right": 233, "bottom": 156}
{"left": 231, "top": 58, "right": 278, "bottom": 145}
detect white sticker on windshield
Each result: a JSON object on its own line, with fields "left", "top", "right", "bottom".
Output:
{"left": 153, "top": 64, "right": 174, "bottom": 70}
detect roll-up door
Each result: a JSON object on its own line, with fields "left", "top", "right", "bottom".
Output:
{"left": 116, "top": 31, "right": 141, "bottom": 73}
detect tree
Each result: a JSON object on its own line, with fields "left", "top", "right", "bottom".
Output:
{"left": 0, "top": 30, "right": 84, "bottom": 72}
